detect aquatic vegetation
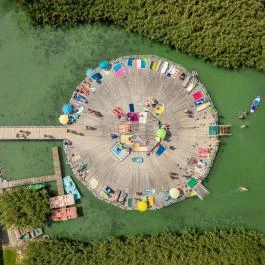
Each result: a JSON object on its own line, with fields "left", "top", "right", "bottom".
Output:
{"left": 0, "top": 188, "right": 50, "bottom": 228}
{"left": 23, "top": 229, "right": 265, "bottom": 265}
{"left": 17, "top": 0, "right": 265, "bottom": 71}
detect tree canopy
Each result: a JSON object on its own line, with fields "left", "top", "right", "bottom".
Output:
{"left": 23, "top": 229, "right": 265, "bottom": 265}
{"left": 0, "top": 188, "right": 50, "bottom": 228}
{"left": 17, "top": 0, "right": 265, "bottom": 71}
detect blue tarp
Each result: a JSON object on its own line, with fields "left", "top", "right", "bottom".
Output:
{"left": 128, "top": 58, "right": 133, "bottom": 67}
{"left": 156, "top": 145, "right": 166, "bottom": 156}
{"left": 129, "top": 103, "right": 134, "bottom": 112}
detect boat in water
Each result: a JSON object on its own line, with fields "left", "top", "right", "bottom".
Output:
{"left": 250, "top": 96, "right": 261, "bottom": 113}
{"left": 63, "top": 176, "right": 81, "bottom": 201}
{"left": 239, "top": 186, "right": 248, "bottom": 192}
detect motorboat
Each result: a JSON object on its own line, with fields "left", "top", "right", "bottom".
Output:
{"left": 250, "top": 96, "right": 261, "bottom": 113}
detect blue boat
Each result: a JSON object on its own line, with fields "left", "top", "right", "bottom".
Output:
{"left": 250, "top": 96, "right": 261, "bottom": 113}
{"left": 63, "top": 176, "right": 81, "bottom": 201}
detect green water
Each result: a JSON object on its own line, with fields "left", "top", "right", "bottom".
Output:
{"left": 0, "top": 2, "right": 265, "bottom": 242}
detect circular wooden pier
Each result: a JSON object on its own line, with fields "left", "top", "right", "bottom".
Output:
{"left": 64, "top": 55, "right": 219, "bottom": 210}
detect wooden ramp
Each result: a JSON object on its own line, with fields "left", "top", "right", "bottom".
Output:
{"left": 1, "top": 175, "right": 57, "bottom": 189}
{"left": 0, "top": 147, "right": 64, "bottom": 195}
{"left": 193, "top": 183, "right": 209, "bottom": 200}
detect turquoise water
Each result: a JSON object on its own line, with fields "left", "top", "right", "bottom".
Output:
{"left": 0, "top": 1, "right": 265, "bottom": 241}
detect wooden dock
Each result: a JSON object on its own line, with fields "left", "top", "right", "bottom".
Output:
{"left": 61, "top": 55, "right": 220, "bottom": 208}
{"left": 0, "top": 54, "right": 221, "bottom": 209}
{"left": 0, "top": 126, "right": 87, "bottom": 140}
{"left": 52, "top": 147, "right": 64, "bottom": 195}
{"left": 0, "top": 147, "right": 64, "bottom": 195}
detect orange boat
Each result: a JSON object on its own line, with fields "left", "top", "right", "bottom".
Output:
{"left": 49, "top": 194, "right": 75, "bottom": 209}
{"left": 51, "top": 207, "right": 78, "bottom": 222}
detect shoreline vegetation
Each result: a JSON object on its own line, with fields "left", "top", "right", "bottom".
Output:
{"left": 23, "top": 229, "right": 265, "bottom": 265}
{"left": 17, "top": 0, "right": 265, "bottom": 71}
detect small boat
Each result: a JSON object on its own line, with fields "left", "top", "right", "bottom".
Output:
{"left": 250, "top": 96, "right": 261, "bottom": 113}
{"left": 63, "top": 176, "right": 81, "bottom": 201}
{"left": 20, "top": 228, "right": 43, "bottom": 241}
{"left": 239, "top": 186, "right": 248, "bottom": 192}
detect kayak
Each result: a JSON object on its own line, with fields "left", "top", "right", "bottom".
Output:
{"left": 250, "top": 96, "right": 261, "bottom": 113}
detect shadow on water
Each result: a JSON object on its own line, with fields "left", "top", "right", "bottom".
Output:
{"left": 77, "top": 207, "right": 84, "bottom": 217}
{"left": 57, "top": 146, "right": 66, "bottom": 178}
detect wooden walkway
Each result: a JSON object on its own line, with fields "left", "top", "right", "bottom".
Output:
{"left": 51, "top": 147, "right": 64, "bottom": 195}
{"left": 0, "top": 147, "right": 64, "bottom": 195}
{"left": 62, "top": 55, "right": 220, "bottom": 208}
{"left": 0, "top": 126, "right": 73, "bottom": 140}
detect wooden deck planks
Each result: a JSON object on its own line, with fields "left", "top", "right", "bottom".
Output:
{"left": 0, "top": 55, "right": 220, "bottom": 209}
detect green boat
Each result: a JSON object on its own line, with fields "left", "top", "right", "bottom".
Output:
{"left": 27, "top": 183, "right": 45, "bottom": 190}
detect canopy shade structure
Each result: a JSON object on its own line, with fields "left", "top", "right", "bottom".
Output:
{"left": 98, "top": 60, "right": 110, "bottom": 70}
{"left": 59, "top": 114, "right": 69, "bottom": 125}
{"left": 137, "top": 201, "right": 147, "bottom": 212}
{"left": 62, "top": 103, "right": 73, "bottom": 115}
{"left": 156, "top": 128, "right": 166, "bottom": 139}
{"left": 86, "top": 68, "right": 94, "bottom": 78}
{"left": 169, "top": 188, "right": 180, "bottom": 199}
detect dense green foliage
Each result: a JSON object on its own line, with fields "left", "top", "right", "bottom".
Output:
{"left": 0, "top": 188, "right": 50, "bottom": 228}
{"left": 17, "top": 0, "right": 265, "bottom": 71}
{"left": 23, "top": 230, "right": 265, "bottom": 265}
{"left": 3, "top": 249, "right": 17, "bottom": 265}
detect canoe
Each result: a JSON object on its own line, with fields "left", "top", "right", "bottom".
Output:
{"left": 250, "top": 96, "right": 261, "bottom": 113}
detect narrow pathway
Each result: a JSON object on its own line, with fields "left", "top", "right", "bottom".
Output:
{"left": 0, "top": 126, "right": 69, "bottom": 140}
{"left": 52, "top": 147, "right": 64, "bottom": 195}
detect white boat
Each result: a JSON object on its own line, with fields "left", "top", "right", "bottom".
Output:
{"left": 250, "top": 96, "right": 261, "bottom": 113}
